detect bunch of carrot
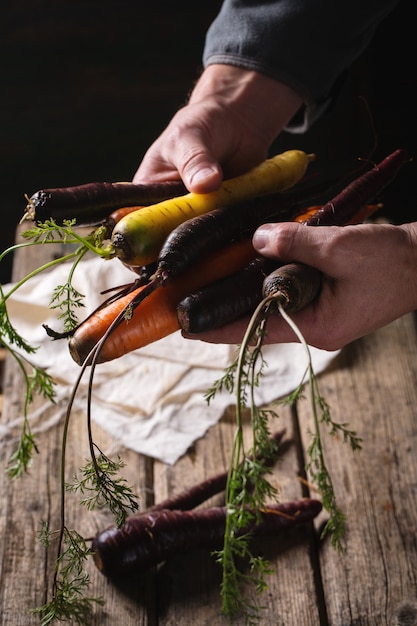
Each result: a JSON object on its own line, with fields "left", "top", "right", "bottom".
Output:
{"left": 20, "top": 147, "right": 410, "bottom": 624}
{"left": 29, "top": 148, "right": 409, "bottom": 365}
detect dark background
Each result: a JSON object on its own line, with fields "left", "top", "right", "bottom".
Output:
{"left": 1, "top": 0, "right": 415, "bottom": 284}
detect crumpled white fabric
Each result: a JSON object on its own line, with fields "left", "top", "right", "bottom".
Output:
{"left": 3, "top": 256, "right": 339, "bottom": 464}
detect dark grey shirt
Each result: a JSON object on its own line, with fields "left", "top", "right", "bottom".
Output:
{"left": 203, "top": 0, "right": 400, "bottom": 131}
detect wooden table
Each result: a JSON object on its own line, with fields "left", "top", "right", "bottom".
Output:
{"left": 1, "top": 231, "right": 417, "bottom": 626}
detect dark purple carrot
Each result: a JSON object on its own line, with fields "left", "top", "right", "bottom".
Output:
{"left": 22, "top": 179, "right": 187, "bottom": 225}
{"left": 152, "top": 178, "right": 333, "bottom": 282}
{"left": 304, "top": 148, "right": 410, "bottom": 226}
{"left": 177, "top": 255, "right": 279, "bottom": 334}
{"left": 262, "top": 263, "right": 322, "bottom": 314}
{"left": 149, "top": 429, "right": 285, "bottom": 513}
{"left": 177, "top": 260, "right": 322, "bottom": 332}
{"left": 177, "top": 149, "right": 409, "bottom": 333}
{"left": 92, "top": 498, "right": 322, "bottom": 579}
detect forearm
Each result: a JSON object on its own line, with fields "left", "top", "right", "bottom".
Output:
{"left": 203, "top": 0, "right": 400, "bottom": 131}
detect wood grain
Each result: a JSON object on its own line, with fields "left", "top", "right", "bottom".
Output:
{"left": 1, "top": 230, "right": 417, "bottom": 624}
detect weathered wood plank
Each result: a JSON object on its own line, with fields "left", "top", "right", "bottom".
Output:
{"left": 297, "top": 312, "right": 417, "bottom": 625}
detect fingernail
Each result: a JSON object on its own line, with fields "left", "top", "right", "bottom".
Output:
{"left": 253, "top": 224, "right": 274, "bottom": 251}
{"left": 189, "top": 167, "right": 219, "bottom": 187}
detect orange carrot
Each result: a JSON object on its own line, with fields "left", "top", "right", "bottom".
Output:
{"left": 103, "top": 205, "right": 145, "bottom": 238}
{"left": 69, "top": 239, "right": 256, "bottom": 365}
{"left": 293, "top": 202, "right": 382, "bottom": 224}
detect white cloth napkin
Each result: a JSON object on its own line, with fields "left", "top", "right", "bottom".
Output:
{"left": 3, "top": 256, "right": 339, "bottom": 464}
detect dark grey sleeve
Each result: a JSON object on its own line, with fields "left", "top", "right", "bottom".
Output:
{"left": 203, "top": 0, "right": 400, "bottom": 132}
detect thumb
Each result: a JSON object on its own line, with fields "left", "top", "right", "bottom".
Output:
{"left": 165, "top": 120, "right": 224, "bottom": 192}
{"left": 253, "top": 222, "right": 331, "bottom": 270}
{"left": 180, "top": 154, "right": 223, "bottom": 193}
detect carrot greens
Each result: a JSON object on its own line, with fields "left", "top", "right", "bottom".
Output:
{"left": 1, "top": 335, "right": 54, "bottom": 479}
{"left": 1, "top": 281, "right": 55, "bottom": 477}
{"left": 31, "top": 375, "right": 139, "bottom": 624}
{"left": 278, "top": 301, "right": 362, "bottom": 548}
{"left": 1, "top": 217, "right": 141, "bottom": 622}
{"left": 207, "top": 292, "right": 362, "bottom": 623}
{"left": 33, "top": 321, "right": 139, "bottom": 625}
{"left": 208, "top": 346, "right": 281, "bottom": 623}
{"left": 31, "top": 523, "right": 103, "bottom": 626}
{"left": 66, "top": 449, "right": 139, "bottom": 528}
{"left": 0, "top": 219, "right": 112, "bottom": 477}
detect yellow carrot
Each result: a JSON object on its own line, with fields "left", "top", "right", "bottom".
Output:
{"left": 109, "top": 150, "right": 314, "bottom": 266}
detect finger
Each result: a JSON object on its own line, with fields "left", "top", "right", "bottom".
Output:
{"left": 252, "top": 222, "right": 338, "bottom": 272}
{"left": 181, "top": 316, "right": 301, "bottom": 345}
{"left": 133, "top": 144, "right": 222, "bottom": 193}
{"left": 180, "top": 155, "right": 223, "bottom": 193}
{"left": 133, "top": 106, "right": 225, "bottom": 192}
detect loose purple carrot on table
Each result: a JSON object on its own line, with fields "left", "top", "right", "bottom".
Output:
{"left": 149, "top": 429, "right": 286, "bottom": 513}
{"left": 92, "top": 498, "right": 322, "bottom": 579}
{"left": 22, "top": 179, "right": 187, "bottom": 225}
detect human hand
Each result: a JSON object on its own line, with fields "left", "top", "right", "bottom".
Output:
{"left": 183, "top": 221, "right": 417, "bottom": 351}
{"left": 133, "top": 64, "right": 303, "bottom": 193}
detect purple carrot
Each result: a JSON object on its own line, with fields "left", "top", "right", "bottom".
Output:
{"left": 262, "top": 262, "right": 323, "bottom": 313}
{"left": 149, "top": 429, "right": 286, "bottom": 512}
{"left": 304, "top": 148, "right": 409, "bottom": 226}
{"left": 24, "top": 179, "right": 187, "bottom": 225}
{"left": 92, "top": 498, "right": 322, "bottom": 579}
{"left": 154, "top": 179, "right": 334, "bottom": 281}
{"left": 177, "top": 256, "right": 279, "bottom": 334}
